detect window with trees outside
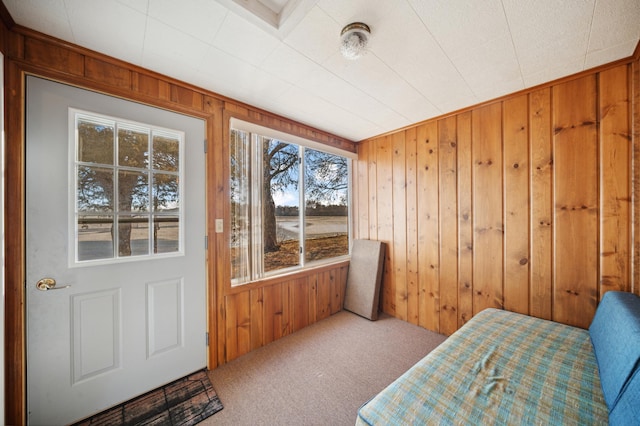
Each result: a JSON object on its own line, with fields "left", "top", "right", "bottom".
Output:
{"left": 230, "top": 120, "right": 352, "bottom": 286}
{"left": 72, "top": 111, "right": 183, "bottom": 264}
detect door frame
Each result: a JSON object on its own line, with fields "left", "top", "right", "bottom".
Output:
{"left": 4, "top": 60, "right": 222, "bottom": 424}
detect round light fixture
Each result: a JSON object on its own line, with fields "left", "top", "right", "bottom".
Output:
{"left": 340, "top": 22, "right": 370, "bottom": 60}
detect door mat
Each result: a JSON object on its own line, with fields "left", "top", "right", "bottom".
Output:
{"left": 73, "top": 369, "right": 224, "bottom": 426}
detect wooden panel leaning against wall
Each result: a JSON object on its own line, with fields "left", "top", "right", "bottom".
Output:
{"left": 355, "top": 62, "right": 637, "bottom": 335}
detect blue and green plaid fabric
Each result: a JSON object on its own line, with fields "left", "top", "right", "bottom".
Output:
{"left": 356, "top": 309, "right": 608, "bottom": 425}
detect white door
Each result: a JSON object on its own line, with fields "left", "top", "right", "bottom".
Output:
{"left": 25, "top": 76, "right": 207, "bottom": 425}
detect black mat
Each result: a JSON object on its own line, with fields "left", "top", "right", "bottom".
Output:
{"left": 73, "top": 369, "right": 224, "bottom": 425}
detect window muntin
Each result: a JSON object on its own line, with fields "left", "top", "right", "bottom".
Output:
{"left": 230, "top": 122, "right": 351, "bottom": 286}
{"left": 72, "top": 111, "right": 184, "bottom": 265}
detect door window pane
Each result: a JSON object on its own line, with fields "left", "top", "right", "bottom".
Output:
{"left": 152, "top": 173, "right": 179, "bottom": 212}
{"left": 118, "top": 126, "right": 149, "bottom": 168}
{"left": 154, "top": 215, "right": 179, "bottom": 254}
{"left": 77, "top": 118, "right": 114, "bottom": 165}
{"left": 153, "top": 134, "right": 179, "bottom": 172}
{"left": 77, "top": 166, "right": 114, "bottom": 212}
{"left": 118, "top": 170, "right": 149, "bottom": 212}
{"left": 77, "top": 215, "right": 114, "bottom": 261}
{"left": 73, "top": 111, "right": 184, "bottom": 264}
{"left": 118, "top": 215, "right": 149, "bottom": 256}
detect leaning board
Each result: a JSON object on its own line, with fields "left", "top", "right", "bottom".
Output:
{"left": 343, "top": 240, "right": 385, "bottom": 321}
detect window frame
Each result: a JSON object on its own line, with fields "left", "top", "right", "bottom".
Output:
{"left": 68, "top": 108, "right": 186, "bottom": 268}
{"left": 229, "top": 118, "right": 355, "bottom": 286}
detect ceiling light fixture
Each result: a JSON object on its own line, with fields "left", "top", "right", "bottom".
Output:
{"left": 340, "top": 22, "right": 371, "bottom": 60}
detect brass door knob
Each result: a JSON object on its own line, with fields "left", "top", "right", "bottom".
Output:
{"left": 36, "top": 278, "right": 71, "bottom": 291}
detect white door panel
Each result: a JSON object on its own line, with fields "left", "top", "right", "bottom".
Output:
{"left": 26, "top": 76, "right": 206, "bottom": 425}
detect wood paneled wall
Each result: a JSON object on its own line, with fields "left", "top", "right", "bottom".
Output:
{"left": 0, "top": 22, "right": 354, "bottom": 424}
{"left": 355, "top": 63, "right": 638, "bottom": 335}
{"left": 220, "top": 263, "right": 348, "bottom": 363}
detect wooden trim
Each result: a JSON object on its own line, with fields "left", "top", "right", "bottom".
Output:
{"left": 224, "top": 260, "right": 351, "bottom": 296}
{"left": 633, "top": 53, "right": 640, "bottom": 295}
{"left": 0, "top": 1, "right": 14, "bottom": 30}
{"left": 216, "top": 112, "right": 231, "bottom": 367}
{"left": 4, "top": 59, "right": 26, "bottom": 426}
{"left": 204, "top": 106, "right": 223, "bottom": 370}
{"left": 9, "top": 23, "right": 357, "bottom": 150}
{"left": 12, "top": 24, "right": 231, "bottom": 106}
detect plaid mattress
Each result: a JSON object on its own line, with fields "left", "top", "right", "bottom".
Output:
{"left": 356, "top": 309, "right": 608, "bottom": 425}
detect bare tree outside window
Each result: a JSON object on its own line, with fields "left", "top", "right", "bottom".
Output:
{"left": 262, "top": 139, "right": 298, "bottom": 255}
{"left": 303, "top": 149, "right": 348, "bottom": 263}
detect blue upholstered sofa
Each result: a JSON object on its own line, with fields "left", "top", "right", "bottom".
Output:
{"left": 590, "top": 291, "right": 640, "bottom": 424}
{"left": 356, "top": 291, "right": 640, "bottom": 425}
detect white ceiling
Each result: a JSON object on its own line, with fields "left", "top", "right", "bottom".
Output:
{"left": 4, "top": 0, "right": 639, "bottom": 141}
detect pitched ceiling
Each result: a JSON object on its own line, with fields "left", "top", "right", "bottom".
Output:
{"left": 3, "top": 0, "right": 639, "bottom": 141}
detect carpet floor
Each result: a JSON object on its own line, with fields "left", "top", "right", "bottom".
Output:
{"left": 203, "top": 310, "right": 447, "bottom": 425}
{"left": 73, "top": 369, "right": 223, "bottom": 426}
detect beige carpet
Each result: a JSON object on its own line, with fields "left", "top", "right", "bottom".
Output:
{"left": 203, "top": 310, "right": 447, "bottom": 425}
